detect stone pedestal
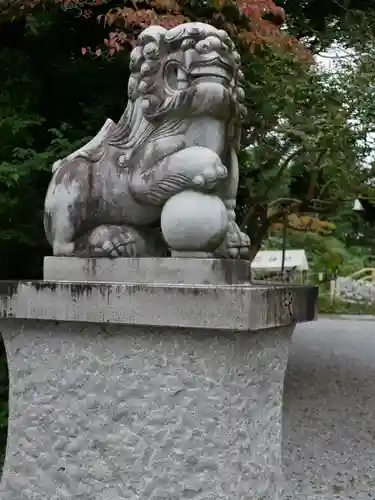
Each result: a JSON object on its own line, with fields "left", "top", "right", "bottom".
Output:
{"left": 0, "top": 258, "right": 318, "bottom": 499}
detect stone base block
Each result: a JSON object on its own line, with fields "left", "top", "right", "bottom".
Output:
{"left": 0, "top": 279, "right": 316, "bottom": 330}
{"left": 0, "top": 258, "right": 318, "bottom": 498}
{"left": 43, "top": 256, "right": 252, "bottom": 285}
{"left": 0, "top": 319, "right": 293, "bottom": 499}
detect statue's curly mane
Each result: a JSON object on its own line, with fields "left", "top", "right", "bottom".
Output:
{"left": 57, "top": 22, "right": 246, "bottom": 168}
{"left": 107, "top": 98, "right": 186, "bottom": 157}
{"left": 105, "top": 22, "right": 246, "bottom": 157}
{"left": 105, "top": 25, "right": 189, "bottom": 157}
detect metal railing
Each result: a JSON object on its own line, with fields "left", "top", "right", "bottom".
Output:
{"left": 346, "top": 268, "right": 375, "bottom": 283}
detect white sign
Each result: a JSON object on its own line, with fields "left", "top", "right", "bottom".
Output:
{"left": 353, "top": 199, "right": 364, "bottom": 211}
{"left": 251, "top": 250, "right": 309, "bottom": 271}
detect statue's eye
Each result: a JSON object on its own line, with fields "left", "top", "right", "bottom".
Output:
{"left": 166, "top": 64, "right": 179, "bottom": 90}
{"left": 165, "top": 64, "right": 187, "bottom": 91}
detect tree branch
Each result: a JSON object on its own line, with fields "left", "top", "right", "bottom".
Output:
{"left": 263, "top": 147, "right": 302, "bottom": 198}
{"left": 268, "top": 197, "right": 302, "bottom": 207}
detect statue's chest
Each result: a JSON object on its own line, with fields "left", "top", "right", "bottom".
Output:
{"left": 184, "top": 118, "right": 227, "bottom": 155}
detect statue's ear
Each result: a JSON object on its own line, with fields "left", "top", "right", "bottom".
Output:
{"left": 128, "top": 27, "right": 171, "bottom": 118}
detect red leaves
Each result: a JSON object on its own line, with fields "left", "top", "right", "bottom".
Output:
{"left": 103, "top": 30, "right": 128, "bottom": 55}
{"left": 103, "top": 7, "right": 186, "bottom": 30}
{"left": 99, "top": 3, "right": 187, "bottom": 55}
{"left": 232, "top": 0, "right": 309, "bottom": 59}
{"left": 0, "top": 0, "right": 312, "bottom": 65}
{"left": 150, "top": 0, "right": 180, "bottom": 13}
{"left": 7, "top": 0, "right": 308, "bottom": 60}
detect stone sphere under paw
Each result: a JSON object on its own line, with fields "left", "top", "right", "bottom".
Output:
{"left": 161, "top": 190, "right": 228, "bottom": 252}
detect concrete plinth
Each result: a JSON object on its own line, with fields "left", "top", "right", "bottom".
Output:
{"left": 43, "top": 256, "right": 252, "bottom": 285}
{"left": 0, "top": 258, "right": 318, "bottom": 499}
{"left": 1, "top": 319, "right": 293, "bottom": 499}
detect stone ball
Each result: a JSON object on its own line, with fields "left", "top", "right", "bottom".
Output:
{"left": 161, "top": 190, "right": 228, "bottom": 252}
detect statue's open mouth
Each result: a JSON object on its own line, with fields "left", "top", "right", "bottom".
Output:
{"left": 164, "top": 58, "right": 234, "bottom": 93}
{"left": 190, "top": 67, "right": 232, "bottom": 84}
{"left": 189, "top": 58, "right": 234, "bottom": 84}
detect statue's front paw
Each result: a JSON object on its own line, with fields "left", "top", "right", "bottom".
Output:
{"left": 88, "top": 225, "right": 141, "bottom": 258}
{"left": 215, "top": 222, "right": 250, "bottom": 259}
{"left": 101, "top": 234, "right": 138, "bottom": 258}
{"left": 227, "top": 227, "right": 250, "bottom": 258}
{"left": 191, "top": 161, "right": 227, "bottom": 191}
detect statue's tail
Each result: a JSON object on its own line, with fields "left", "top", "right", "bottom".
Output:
{"left": 51, "top": 118, "right": 117, "bottom": 173}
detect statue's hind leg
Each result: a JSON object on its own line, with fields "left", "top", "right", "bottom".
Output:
{"left": 44, "top": 186, "right": 80, "bottom": 257}
{"left": 44, "top": 159, "right": 93, "bottom": 256}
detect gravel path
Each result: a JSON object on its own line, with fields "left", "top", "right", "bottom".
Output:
{"left": 283, "top": 317, "right": 375, "bottom": 499}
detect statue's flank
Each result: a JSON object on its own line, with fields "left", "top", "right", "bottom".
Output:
{"left": 44, "top": 23, "right": 250, "bottom": 259}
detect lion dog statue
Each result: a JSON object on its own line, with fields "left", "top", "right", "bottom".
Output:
{"left": 44, "top": 22, "right": 250, "bottom": 258}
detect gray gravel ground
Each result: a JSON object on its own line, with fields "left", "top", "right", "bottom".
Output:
{"left": 282, "top": 317, "right": 375, "bottom": 499}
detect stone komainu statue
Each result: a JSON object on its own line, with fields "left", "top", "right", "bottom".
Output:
{"left": 44, "top": 22, "right": 250, "bottom": 258}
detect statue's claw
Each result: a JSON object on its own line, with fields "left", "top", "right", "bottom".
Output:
{"left": 215, "top": 222, "right": 250, "bottom": 259}
{"left": 88, "top": 225, "right": 143, "bottom": 258}
{"left": 192, "top": 162, "right": 228, "bottom": 190}
{"left": 101, "top": 235, "right": 138, "bottom": 258}
{"left": 226, "top": 222, "right": 251, "bottom": 258}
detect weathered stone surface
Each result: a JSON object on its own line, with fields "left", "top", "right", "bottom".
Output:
{"left": 0, "top": 319, "right": 294, "bottom": 499}
{"left": 44, "top": 23, "right": 250, "bottom": 259}
{"left": 160, "top": 191, "right": 229, "bottom": 254}
{"left": 0, "top": 280, "right": 317, "bottom": 331}
{"left": 43, "top": 256, "right": 253, "bottom": 284}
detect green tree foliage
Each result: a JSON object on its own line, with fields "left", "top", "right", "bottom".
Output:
{"left": 266, "top": 227, "right": 370, "bottom": 278}
{"left": 237, "top": 56, "right": 374, "bottom": 257}
{"left": 278, "top": 0, "right": 375, "bottom": 52}
{"left": 0, "top": 5, "right": 130, "bottom": 279}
